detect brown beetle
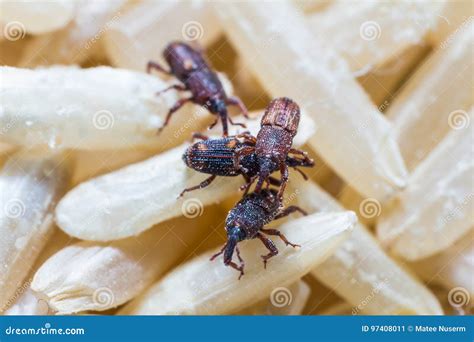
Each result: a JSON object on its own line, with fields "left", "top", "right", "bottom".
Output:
{"left": 233, "top": 97, "right": 311, "bottom": 199}
{"left": 147, "top": 41, "right": 248, "bottom": 136}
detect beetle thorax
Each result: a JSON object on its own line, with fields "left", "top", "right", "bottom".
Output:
{"left": 255, "top": 126, "right": 292, "bottom": 163}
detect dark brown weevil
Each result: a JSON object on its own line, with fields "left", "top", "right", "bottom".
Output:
{"left": 233, "top": 97, "right": 311, "bottom": 199}
{"left": 179, "top": 133, "right": 314, "bottom": 197}
{"left": 147, "top": 41, "right": 249, "bottom": 136}
{"left": 210, "top": 189, "right": 306, "bottom": 279}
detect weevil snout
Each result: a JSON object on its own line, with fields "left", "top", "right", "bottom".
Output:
{"left": 209, "top": 226, "right": 245, "bottom": 279}
{"left": 223, "top": 237, "right": 237, "bottom": 266}
{"left": 254, "top": 157, "right": 277, "bottom": 192}
{"left": 223, "top": 226, "right": 246, "bottom": 263}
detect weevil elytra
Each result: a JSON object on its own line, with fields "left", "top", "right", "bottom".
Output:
{"left": 180, "top": 133, "right": 314, "bottom": 197}
{"left": 233, "top": 97, "right": 312, "bottom": 199}
{"left": 147, "top": 41, "right": 249, "bottom": 136}
{"left": 210, "top": 189, "right": 306, "bottom": 279}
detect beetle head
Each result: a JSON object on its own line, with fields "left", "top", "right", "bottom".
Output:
{"left": 206, "top": 97, "right": 226, "bottom": 115}
{"left": 259, "top": 156, "right": 278, "bottom": 178}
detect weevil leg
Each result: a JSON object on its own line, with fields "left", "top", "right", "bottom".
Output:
{"left": 235, "top": 246, "right": 244, "bottom": 263}
{"left": 210, "top": 243, "right": 227, "bottom": 261}
{"left": 236, "top": 246, "right": 246, "bottom": 276}
{"left": 261, "top": 228, "right": 301, "bottom": 248}
{"left": 243, "top": 137, "right": 256, "bottom": 146}
{"left": 235, "top": 130, "right": 251, "bottom": 136}
{"left": 235, "top": 132, "right": 257, "bottom": 145}
{"left": 254, "top": 175, "right": 266, "bottom": 193}
{"left": 240, "top": 182, "right": 252, "bottom": 196}
{"left": 265, "top": 175, "right": 281, "bottom": 189}
{"left": 191, "top": 132, "right": 209, "bottom": 141}
{"left": 178, "top": 175, "right": 216, "bottom": 198}
{"left": 156, "top": 84, "right": 187, "bottom": 96}
{"left": 289, "top": 148, "right": 313, "bottom": 165}
{"left": 265, "top": 177, "right": 275, "bottom": 189}
{"left": 292, "top": 167, "right": 309, "bottom": 180}
{"left": 240, "top": 175, "right": 257, "bottom": 195}
{"left": 227, "top": 261, "right": 245, "bottom": 280}
{"left": 257, "top": 233, "right": 278, "bottom": 269}
{"left": 233, "top": 146, "right": 255, "bottom": 169}
{"left": 268, "top": 176, "right": 282, "bottom": 186}
{"left": 208, "top": 118, "right": 219, "bottom": 130}
{"left": 226, "top": 96, "right": 250, "bottom": 119}
{"left": 277, "top": 164, "right": 289, "bottom": 199}
{"left": 147, "top": 61, "right": 172, "bottom": 75}
{"left": 228, "top": 116, "right": 247, "bottom": 129}
{"left": 240, "top": 174, "right": 251, "bottom": 189}
{"left": 288, "top": 148, "right": 308, "bottom": 157}
{"left": 274, "top": 206, "right": 308, "bottom": 220}
{"left": 208, "top": 112, "right": 230, "bottom": 137}
{"left": 158, "top": 97, "right": 192, "bottom": 133}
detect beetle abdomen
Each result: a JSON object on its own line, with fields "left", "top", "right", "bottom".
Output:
{"left": 183, "top": 138, "right": 241, "bottom": 176}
